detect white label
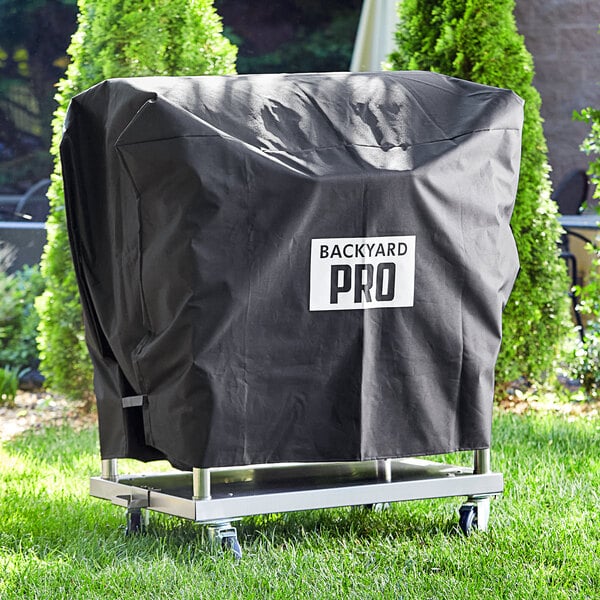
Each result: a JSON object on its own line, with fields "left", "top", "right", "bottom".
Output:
{"left": 309, "top": 235, "right": 416, "bottom": 311}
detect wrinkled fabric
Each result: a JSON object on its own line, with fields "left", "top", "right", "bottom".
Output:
{"left": 61, "top": 72, "right": 522, "bottom": 470}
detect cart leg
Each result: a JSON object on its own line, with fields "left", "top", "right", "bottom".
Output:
{"left": 193, "top": 468, "right": 211, "bottom": 500}
{"left": 376, "top": 458, "right": 392, "bottom": 483}
{"left": 101, "top": 458, "right": 118, "bottom": 481}
{"left": 459, "top": 449, "right": 492, "bottom": 535}
{"left": 208, "top": 522, "right": 242, "bottom": 560}
{"left": 474, "top": 448, "right": 491, "bottom": 476}
{"left": 363, "top": 459, "right": 392, "bottom": 511}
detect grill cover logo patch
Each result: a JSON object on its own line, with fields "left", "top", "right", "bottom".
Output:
{"left": 309, "top": 235, "right": 416, "bottom": 311}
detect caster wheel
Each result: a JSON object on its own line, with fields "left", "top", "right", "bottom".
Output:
{"left": 363, "top": 502, "right": 390, "bottom": 512}
{"left": 458, "top": 504, "right": 477, "bottom": 536}
{"left": 209, "top": 523, "right": 242, "bottom": 560}
{"left": 222, "top": 535, "right": 243, "bottom": 560}
{"left": 126, "top": 509, "right": 144, "bottom": 535}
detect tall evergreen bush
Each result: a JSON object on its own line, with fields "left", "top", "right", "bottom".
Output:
{"left": 388, "top": 0, "right": 571, "bottom": 386}
{"left": 37, "top": 0, "right": 237, "bottom": 402}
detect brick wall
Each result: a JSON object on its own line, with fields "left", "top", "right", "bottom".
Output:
{"left": 514, "top": 0, "right": 600, "bottom": 199}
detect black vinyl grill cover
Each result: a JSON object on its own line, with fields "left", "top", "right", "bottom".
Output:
{"left": 61, "top": 72, "right": 522, "bottom": 470}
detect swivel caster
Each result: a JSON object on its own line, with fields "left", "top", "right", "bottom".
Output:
{"left": 458, "top": 504, "right": 477, "bottom": 536}
{"left": 208, "top": 522, "right": 242, "bottom": 560}
{"left": 363, "top": 502, "right": 391, "bottom": 512}
{"left": 125, "top": 508, "right": 146, "bottom": 535}
{"left": 458, "top": 497, "right": 490, "bottom": 536}
{"left": 221, "top": 533, "right": 243, "bottom": 561}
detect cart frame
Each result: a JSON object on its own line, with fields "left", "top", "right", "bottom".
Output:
{"left": 90, "top": 448, "right": 501, "bottom": 557}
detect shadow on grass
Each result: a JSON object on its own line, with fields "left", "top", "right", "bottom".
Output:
{"left": 1, "top": 424, "right": 464, "bottom": 561}
{"left": 238, "top": 501, "right": 459, "bottom": 546}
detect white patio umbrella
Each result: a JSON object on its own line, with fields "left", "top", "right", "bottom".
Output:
{"left": 350, "top": 0, "right": 400, "bottom": 72}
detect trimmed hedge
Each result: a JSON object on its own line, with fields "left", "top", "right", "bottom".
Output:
{"left": 37, "top": 0, "right": 237, "bottom": 402}
{"left": 388, "top": 0, "right": 571, "bottom": 387}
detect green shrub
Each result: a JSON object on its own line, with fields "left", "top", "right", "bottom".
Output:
{"left": 0, "top": 365, "right": 20, "bottom": 406}
{"left": 388, "top": 0, "right": 571, "bottom": 388}
{"left": 573, "top": 105, "right": 600, "bottom": 201}
{"left": 571, "top": 327, "right": 600, "bottom": 400}
{"left": 570, "top": 36, "right": 600, "bottom": 397}
{"left": 37, "top": 0, "right": 237, "bottom": 402}
{"left": 0, "top": 265, "right": 44, "bottom": 373}
{"left": 571, "top": 243, "right": 600, "bottom": 399}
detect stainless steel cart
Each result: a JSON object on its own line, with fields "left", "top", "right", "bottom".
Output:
{"left": 91, "top": 448, "right": 501, "bottom": 558}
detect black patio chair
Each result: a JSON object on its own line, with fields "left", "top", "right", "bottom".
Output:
{"left": 14, "top": 179, "right": 51, "bottom": 222}
{"left": 552, "top": 169, "right": 591, "bottom": 339}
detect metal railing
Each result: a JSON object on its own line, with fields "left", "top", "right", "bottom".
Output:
{"left": 0, "top": 179, "right": 50, "bottom": 271}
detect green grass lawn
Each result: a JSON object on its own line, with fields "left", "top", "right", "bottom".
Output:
{"left": 0, "top": 409, "right": 599, "bottom": 599}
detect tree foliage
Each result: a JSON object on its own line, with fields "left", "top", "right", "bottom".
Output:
{"left": 389, "top": 0, "right": 571, "bottom": 386}
{"left": 574, "top": 105, "right": 600, "bottom": 200}
{"left": 215, "top": 0, "right": 361, "bottom": 73}
{"left": 568, "top": 25, "right": 600, "bottom": 396}
{"left": 37, "top": 0, "right": 236, "bottom": 402}
{"left": 0, "top": 0, "right": 77, "bottom": 191}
